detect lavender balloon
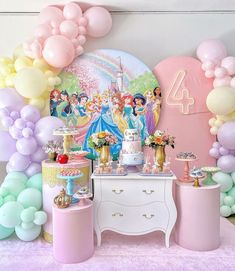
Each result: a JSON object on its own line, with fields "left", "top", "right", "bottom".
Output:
{"left": 209, "top": 147, "right": 220, "bottom": 159}
{"left": 22, "top": 128, "right": 33, "bottom": 138}
{"left": 0, "top": 88, "right": 24, "bottom": 111}
{"left": 0, "top": 131, "right": 16, "bottom": 161}
{"left": 14, "top": 118, "right": 26, "bottom": 130}
{"left": 1, "top": 116, "right": 14, "bottom": 128}
{"left": 20, "top": 105, "right": 40, "bottom": 123}
{"left": 219, "top": 147, "right": 230, "bottom": 156}
{"left": 9, "top": 152, "right": 30, "bottom": 171}
{"left": 217, "top": 155, "right": 235, "bottom": 173}
{"left": 9, "top": 125, "right": 23, "bottom": 140}
{"left": 25, "top": 163, "right": 42, "bottom": 177}
{"left": 31, "top": 147, "right": 47, "bottom": 162}
{"left": 16, "top": 137, "right": 38, "bottom": 155}
{"left": 218, "top": 121, "right": 235, "bottom": 149}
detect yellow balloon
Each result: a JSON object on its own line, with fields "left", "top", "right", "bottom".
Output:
{"left": 0, "top": 57, "right": 13, "bottom": 65}
{"left": 0, "top": 77, "right": 6, "bottom": 87}
{"left": 217, "top": 110, "right": 235, "bottom": 122}
{"left": 5, "top": 73, "right": 16, "bottom": 87}
{"left": 14, "top": 67, "right": 47, "bottom": 99}
{"left": 13, "top": 44, "right": 26, "bottom": 60}
{"left": 206, "top": 87, "right": 235, "bottom": 115}
{"left": 28, "top": 97, "right": 46, "bottom": 111}
{"left": 14, "top": 56, "right": 33, "bottom": 72}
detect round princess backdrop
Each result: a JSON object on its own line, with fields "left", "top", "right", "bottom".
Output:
{"left": 50, "top": 49, "right": 160, "bottom": 159}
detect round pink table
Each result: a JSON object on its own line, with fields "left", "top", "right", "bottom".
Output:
{"left": 53, "top": 199, "right": 94, "bottom": 263}
{"left": 174, "top": 181, "right": 220, "bottom": 251}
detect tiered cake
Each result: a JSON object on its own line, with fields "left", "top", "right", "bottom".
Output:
{"left": 122, "top": 129, "right": 144, "bottom": 166}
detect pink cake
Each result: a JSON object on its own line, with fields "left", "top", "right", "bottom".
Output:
{"left": 122, "top": 141, "right": 142, "bottom": 154}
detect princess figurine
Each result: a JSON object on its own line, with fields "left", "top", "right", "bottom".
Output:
{"left": 143, "top": 163, "right": 151, "bottom": 174}
{"left": 163, "top": 159, "right": 171, "bottom": 173}
{"left": 151, "top": 164, "right": 159, "bottom": 174}
{"left": 116, "top": 162, "right": 125, "bottom": 174}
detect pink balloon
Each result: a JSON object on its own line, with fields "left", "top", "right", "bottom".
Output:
{"left": 78, "top": 17, "right": 88, "bottom": 26}
{"left": 38, "top": 6, "right": 64, "bottom": 27}
{"left": 20, "top": 105, "right": 40, "bottom": 123}
{"left": 25, "top": 162, "right": 42, "bottom": 177}
{"left": 218, "top": 121, "right": 235, "bottom": 149}
{"left": 75, "top": 46, "right": 84, "bottom": 56}
{"left": 78, "top": 26, "right": 87, "bottom": 35}
{"left": 213, "top": 76, "right": 232, "bottom": 88}
{"left": 63, "top": 2, "right": 82, "bottom": 21}
{"left": 221, "top": 56, "right": 235, "bottom": 75}
{"left": 34, "top": 24, "right": 51, "bottom": 40}
{"left": 0, "top": 131, "right": 16, "bottom": 161}
{"left": 9, "top": 152, "right": 30, "bottom": 171}
{"left": 230, "top": 77, "right": 235, "bottom": 89}
{"left": 214, "top": 67, "right": 227, "bottom": 78}
{"left": 201, "top": 61, "right": 215, "bottom": 71}
{"left": 59, "top": 20, "right": 79, "bottom": 39}
{"left": 205, "top": 70, "right": 215, "bottom": 78}
{"left": 0, "top": 88, "right": 24, "bottom": 111}
{"left": 34, "top": 116, "right": 64, "bottom": 146}
{"left": 31, "top": 147, "right": 47, "bottom": 162}
{"left": 16, "top": 137, "right": 38, "bottom": 155}
{"left": 209, "top": 147, "right": 220, "bottom": 159}
{"left": 9, "top": 125, "right": 23, "bottom": 140}
{"left": 217, "top": 155, "right": 235, "bottom": 173}
{"left": 42, "top": 35, "right": 75, "bottom": 68}
{"left": 84, "top": 7, "right": 112, "bottom": 38}
{"left": 77, "top": 35, "right": 86, "bottom": 45}
{"left": 197, "top": 39, "right": 227, "bottom": 63}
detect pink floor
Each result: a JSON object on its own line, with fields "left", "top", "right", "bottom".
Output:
{"left": 0, "top": 218, "right": 235, "bottom": 271}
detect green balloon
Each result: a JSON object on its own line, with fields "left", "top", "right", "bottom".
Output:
{"left": 26, "top": 173, "right": 42, "bottom": 192}
{"left": 34, "top": 211, "right": 47, "bottom": 225}
{"left": 2, "top": 179, "right": 26, "bottom": 197}
{"left": 0, "top": 187, "right": 9, "bottom": 197}
{"left": 224, "top": 196, "right": 234, "bottom": 207}
{"left": 21, "top": 222, "right": 34, "bottom": 230}
{"left": 213, "top": 172, "right": 233, "bottom": 192}
{"left": 4, "top": 195, "right": 16, "bottom": 203}
{"left": 0, "top": 196, "right": 4, "bottom": 207}
{"left": 15, "top": 224, "right": 41, "bottom": 242}
{"left": 231, "top": 204, "right": 235, "bottom": 214}
{"left": 20, "top": 207, "right": 37, "bottom": 223}
{"left": 0, "top": 224, "right": 14, "bottom": 240}
{"left": 0, "top": 201, "right": 24, "bottom": 228}
{"left": 220, "top": 205, "right": 232, "bottom": 217}
{"left": 17, "top": 188, "right": 42, "bottom": 210}
{"left": 5, "top": 172, "right": 28, "bottom": 184}
{"left": 228, "top": 186, "right": 235, "bottom": 200}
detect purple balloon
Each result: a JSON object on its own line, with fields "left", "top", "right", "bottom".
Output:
{"left": 1, "top": 116, "right": 14, "bottom": 128}
{"left": 229, "top": 149, "right": 235, "bottom": 155}
{"left": 9, "top": 125, "right": 23, "bottom": 140}
{"left": 10, "top": 111, "right": 20, "bottom": 120}
{"left": 34, "top": 116, "right": 64, "bottom": 146}
{"left": 218, "top": 121, "right": 235, "bottom": 149}
{"left": 0, "top": 108, "right": 10, "bottom": 118}
{"left": 31, "top": 147, "right": 47, "bottom": 162}
{"left": 16, "top": 137, "right": 38, "bottom": 155}
{"left": 20, "top": 105, "right": 40, "bottom": 123}
{"left": 219, "top": 147, "right": 230, "bottom": 156}
{"left": 25, "top": 163, "right": 42, "bottom": 177}
{"left": 22, "top": 128, "right": 33, "bottom": 138}
{"left": 217, "top": 154, "right": 235, "bottom": 173}
{"left": 212, "top": 141, "right": 221, "bottom": 149}
{"left": 0, "top": 88, "right": 24, "bottom": 111}
{"left": 0, "top": 131, "right": 16, "bottom": 161}
{"left": 26, "top": 122, "right": 35, "bottom": 130}
{"left": 209, "top": 147, "right": 220, "bottom": 159}
{"left": 14, "top": 118, "right": 26, "bottom": 130}
{"left": 9, "top": 152, "right": 30, "bottom": 171}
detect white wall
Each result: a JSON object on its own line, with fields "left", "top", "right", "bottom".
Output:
{"left": 0, "top": 1, "right": 234, "bottom": 179}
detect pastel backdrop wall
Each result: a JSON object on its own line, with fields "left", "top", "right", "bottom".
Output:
{"left": 1, "top": 0, "right": 235, "bottom": 179}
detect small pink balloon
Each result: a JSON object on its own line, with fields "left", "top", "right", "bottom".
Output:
{"left": 78, "top": 17, "right": 88, "bottom": 26}
{"left": 63, "top": 2, "right": 82, "bottom": 21}
{"left": 51, "top": 27, "right": 60, "bottom": 35}
{"left": 209, "top": 147, "right": 220, "bottom": 159}
{"left": 77, "top": 35, "right": 86, "bottom": 45}
{"left": 221, "top": 56, "right": 235, "bottom": 75}
{"left": 20, "top": 105, "right": 40, "bottom": 123}
{"left": 38, "top": 6, "right": 64, "bottom": 27}
{"left": 213, "top": 76, "right": 232, "bottom": 88}
{"left": 197, "top": 39, "right": 227, "bottom": 63}
{"left": 71, "top": 39, "right": 79, "bottom": 46}
{"left": 31, "top": 147, "right": 47, "bottom": 162}
{"left": 59, "top": 20, "right": 79, "bottom": 39}
{"left": 84, "top": 7, "right": 112, "bottom": 38}
{"left": 34, "top": 24, "right": 51, "bottom": 40}
{"left": 42, "top": 35, "right": 75, "bottom": 68}
{"left": 75, "top": 46, "right": 84, "bottom": 56}
{"left": 25, "top": 162, "right": 42, "bottom": 177}
{"left": 219, "top": 146, "right": 230, "bottom": 156}
{"left": 205, "top": 70, "right": 214, "bottom": 78}
{"left": 78, "top": 26, "right": 87, "bottom": 35}
{"left": 1, "top": 116, "right": 14, "bottom": 128}
{"left": 9, "top": 125, "right": 23, "bottom": 140}
{"left": 15, "top": 118, "right": 26, "bottom": 130}
{"left": 9, "top": 152, "right": 30, "bottom": 171}
{"left": 16, "top": 137, "right": 38, "bottom": 155}
{"left": 214, "top": 67, "right": 227, "bottom": 78}
{"left": 201, "top": 61, "right": 215, "bottom": 71}
{"left": 22, "top": 128, "right": 33, "bottom": 138}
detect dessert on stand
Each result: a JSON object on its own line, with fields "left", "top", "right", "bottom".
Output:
{"left": 189, "top": 167, "right": 205, "bottom": 187}
{"left": 201, "top": 166, "right": 221, "bottom": 186}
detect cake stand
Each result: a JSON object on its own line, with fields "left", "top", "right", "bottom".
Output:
{"left": 53, "top": 127, "right": 80, "bottom": 154}
{"left": 189, "top": 168, "right": 204, "bottom": 187}
{"left": 175, "top": 157, "right": 198, "bottom": 183}
{"left": 57, "top": 173, "right": 83, "bottom": 203}
{"left": 74, "top": 187, "right": 93, "bottom": 206}
{"left": 201, "top": 167, "right": 220, "bottom": 186}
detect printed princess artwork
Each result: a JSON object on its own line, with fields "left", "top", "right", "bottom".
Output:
{"left": 50, "top": 49, "right": 161, "bottom": 158}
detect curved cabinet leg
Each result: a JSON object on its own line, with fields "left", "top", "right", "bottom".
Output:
{"left": 165, "top": 231, "right": 170, "bottom": 248}
{"left": 95, "top": 227, "right": 101, "bottom": 246}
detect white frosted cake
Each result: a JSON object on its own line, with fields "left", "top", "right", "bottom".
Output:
{"left": 122, "top": 129, "right": 144, "bottom": 166}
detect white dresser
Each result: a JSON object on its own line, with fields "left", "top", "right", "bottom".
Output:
{"left": 92, "top": 173, "right": 177, "bottom": 247}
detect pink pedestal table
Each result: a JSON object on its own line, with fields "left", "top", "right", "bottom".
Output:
{"left": 174, "top": 181, "right": 220, "bottom": 251}
{"left": 42, "top": 159, "right": 90, "bottom": 243}
{"left": 53, "top": 199, "right": 94, "bottom": 263}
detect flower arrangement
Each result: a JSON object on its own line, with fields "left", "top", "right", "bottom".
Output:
{"left": 89, "top": 131, "right": 117, "bottom": 150}
{"left": 145, "top": 130, "right": 175, "bottom": 149}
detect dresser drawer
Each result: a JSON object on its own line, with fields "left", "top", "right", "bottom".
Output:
{"left": 100, "top": 179, "right": 165, "bottom": 204}
{"left": 97, "top": 202, "right": 168, "bottom": 233}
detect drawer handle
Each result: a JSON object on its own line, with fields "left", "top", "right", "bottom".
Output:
{"left": 112, "top": 189, "right": 124, "bottom": 194}
{"left": 112, "top": 212, "right": 123, "bottom": 217}
{"left": 142, "top": 189, "right": 154, "bottom": 195}
{"left": 142, "top": 214, "right": 155, "bottom": 219}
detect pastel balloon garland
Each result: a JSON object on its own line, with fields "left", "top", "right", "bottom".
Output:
{"left": 0, "top": 2, "right": 112, "bottom": 241}
{"left": 197, "top": 39, "right": 235, "bottom": 217}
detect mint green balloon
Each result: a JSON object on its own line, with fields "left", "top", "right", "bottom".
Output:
{"left": 4, "top": 195, "right": 16, "bottom": 203}
{"left": 0, "top": 224, "right": 14, "bottom": 240}
{"left": 5, "top": 172, "right": 28, "bottom": 184}
{"left": 231, "top": 171, "right": 235, "bottom": 184}
{"left": 0, "top": 187, "right": 9, "bottom": 197}
{"left": 21, "top": 222, "right": 34, "bottom": 230}
{"left": 15, "top": 224, "right": 41, "bottom": 241}
{"left": 34, "top": 211, "right": 47, "bottom": 225}
{"left": 231, "top": 204, "right": 235, "bottom": 214}
{"left": 0, "top": 196, "right": 4, "bottom": 207}
{"left": 20, "top": 207, "right": 37, "bottom": 223}
{"left": 0, "top": 201, "right": 24, "bottom": 228}
{"left": 17, "top": 188, "right": 42, "bottom": 210}
{"left": 26, "top": 173, "right": 42, "bottom": 192}
{"left": 220, "top": 192, "right": 226, "bottom": 206}
{"left": 2, "top": 179, "right": 26, "bottom": 197}
{"left": 223, "top": 195, "right": 234, "bottom": 207}
{"left": 220, "top": 205, "right": 232, "bottom": 217}
{"left": 228, "top": 186, "right": 235, "bottom": 200}
{"left": 213, "top": 172, "right": 233, "bottom": 192}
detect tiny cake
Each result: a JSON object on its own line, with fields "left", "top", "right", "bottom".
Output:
{"left": 176, "top": 152, "right": 197, "bottom": 160}
{"left": 122, "top": 129, "right": 144, "bottom": 166}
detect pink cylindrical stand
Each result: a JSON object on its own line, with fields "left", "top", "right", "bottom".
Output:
{"left": 53, "top": 200, "right": 94, "bottom": 263}
{"left": 174, "top": 181, "right": 220, "bottom": 251}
